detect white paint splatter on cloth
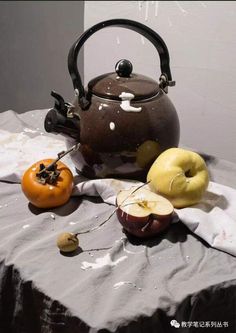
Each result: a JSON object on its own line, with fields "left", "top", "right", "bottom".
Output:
{"left": 81, "top": 253, "right": 127, "bottom": 270}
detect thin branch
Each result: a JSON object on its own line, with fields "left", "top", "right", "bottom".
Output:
{"left": 74, "top": 181, "right": 151, "bottom": 236}
{"left": 75, "top": 207, "right": 118, "bottom": 236}
{"left": 37, "top": 143, "right": 80, "bottom": 175}
{"left": 83, "top": 246, "right": 112, "bottom": 252}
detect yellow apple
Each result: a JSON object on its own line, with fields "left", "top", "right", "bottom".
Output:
{"left": 147, "top": 148, "right": 209, "bottom": 208}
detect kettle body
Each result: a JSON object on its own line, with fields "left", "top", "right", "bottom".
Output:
{"left": 66, "top": 90, "right": 179, "bottom": 180}
{"left": 44, "top": 19, "right": 180, "bottom": 181}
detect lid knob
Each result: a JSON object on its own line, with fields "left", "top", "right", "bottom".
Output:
{"left": 115, "top": 59, "right": 133, "bottom": 77}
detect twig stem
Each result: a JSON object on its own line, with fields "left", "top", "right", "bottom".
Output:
{"left": 75, "top": 180, "right": 151, "bottom": 236}
{"left": 37, "top": 143, "right": 80, "bottom": 175}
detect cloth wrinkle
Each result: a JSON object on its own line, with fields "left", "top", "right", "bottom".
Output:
{"left": 1, "top": 109, "right": 236, "bottom": 332}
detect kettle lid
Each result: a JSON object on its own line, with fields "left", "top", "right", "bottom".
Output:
{"left": 87, "top": 59, "right": 160, "bottom": 101}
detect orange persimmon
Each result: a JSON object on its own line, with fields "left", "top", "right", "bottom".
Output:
{"left": 21, "top": 159, "right": 73, "bottom": 208}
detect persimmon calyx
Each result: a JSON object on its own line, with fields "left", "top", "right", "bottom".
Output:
{"left": 36, "top": 163, "right": 60, "bottom": 185}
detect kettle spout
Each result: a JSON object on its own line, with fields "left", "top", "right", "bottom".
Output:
{"left": 44, "top": 91, "right": 80, "bottom": 140}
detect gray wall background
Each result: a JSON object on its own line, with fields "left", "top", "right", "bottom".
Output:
{"left": 84, "top": 1, "right": 236, "bottom": 163}
{"left": 0, "top": 1, "right": 84, "bottom": 113}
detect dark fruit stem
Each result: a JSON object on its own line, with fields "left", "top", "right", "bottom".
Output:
{"left": 36, "top": 143, "right": 80, "bottom": 184}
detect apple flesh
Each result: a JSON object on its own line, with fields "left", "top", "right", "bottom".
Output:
{"left": 147, "top": 148, "right": 209, "bottom": 208}
{"left": 116, "top": 187, "right": 174, "bottom": 238}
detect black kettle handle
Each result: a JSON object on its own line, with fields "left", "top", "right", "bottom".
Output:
{"left": 68, "top": 18, "right": 175, "bottom": 109}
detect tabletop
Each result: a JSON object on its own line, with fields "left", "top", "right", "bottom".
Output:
{"left": 0, "top": 109, "right": 236, "bottom": 333}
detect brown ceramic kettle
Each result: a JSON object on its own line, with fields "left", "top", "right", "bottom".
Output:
{"left": 44, "top": 19, "right": 180, "bottom": 181}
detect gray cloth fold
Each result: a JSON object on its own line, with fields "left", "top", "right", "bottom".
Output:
{"left": 72, "top": 178, "right": 236, "bottom": 257}
{"left": 0, "top": 109, "right": 236, "bottom": 332}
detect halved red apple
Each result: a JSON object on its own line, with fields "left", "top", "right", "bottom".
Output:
{"left": 116, "top": 187, "right": 174, "bottom": 238}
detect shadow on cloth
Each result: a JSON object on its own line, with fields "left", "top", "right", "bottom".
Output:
{"left": 27, "top": 195, "right": 103, "bottom": 217}
{"left": 0, "top": 262, "right": 90, "bottom": 333}
{"left": 124, "top": 222, "right": 188, "bottom": 248}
